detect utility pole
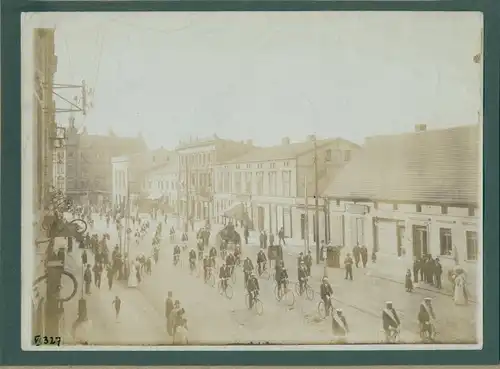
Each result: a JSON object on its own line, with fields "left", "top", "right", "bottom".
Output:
{"left": 185, "top": 155, "right": 190, "bottom": 233}
{"left": 303, "top": 176, "right": 309, "bottom": 253}
{"left": 313, "top": 138, "right": 320, "bottom": 265}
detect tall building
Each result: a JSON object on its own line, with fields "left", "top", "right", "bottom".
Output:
{"left": 111, "top": 148, "right": 175, "bottom": 213}
{"left": 176, "top": 135, "right": 254, "bottom": 229}
{"left": 64, "top": 122, "right": 147, "bottom": 206}
{"left": 213, "top": 135, "right": 360, "bottom": 242}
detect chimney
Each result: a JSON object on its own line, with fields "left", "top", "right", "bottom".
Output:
{"left": 415, "top": 124, "right": 427, "bottom": 132}
{"left": 281, "top": 137, "right": 290, "bottom": 145}
{"left": 307, "top": 134, "right": 316, "bottom": 142}
{"left": 245, "top": 139, "right": 253, "bottom": 145}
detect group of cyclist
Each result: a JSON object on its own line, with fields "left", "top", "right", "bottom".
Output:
{"left": 171, "top": 228, "right": 438, "bottom": 343}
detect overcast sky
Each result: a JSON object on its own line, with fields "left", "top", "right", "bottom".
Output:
{"left": 24, "top": 12, "right": 483, "bottom": 149}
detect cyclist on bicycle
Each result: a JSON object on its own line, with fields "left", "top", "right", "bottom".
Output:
{"left": 257, "top": 249, "right": 267, "bottom": 275}
{"left": 219, "top": 262, "right": 230, "bottom": 292}
{"left": 226, "top": 252, "right": 235, "bottom": 277}
{"left": 275, "top": 259, "right": 284, "bottom": 284}
{"left": 197, "top": 238, "right": 204, "bottom": 261}
{"left": 418, "top": 297, "right": 436, "bottom": 339}
{"left": 246, "top": 272, "right": 260, "bottom": 309}
{"left": 332, "top": 308, "right": 349, "bottom": 343}
{"left": 173, "top": 245, "right": 181, "bottom": 265}
{"left": 277, "top": 267, "right": 289, "bottom": 296}
{"left": 209, "top": 246, "right": 217, "bottom": 268}
{"left": 203, "top": 256, "right": 211, "bottom": 282}
{"left": 304, "top": 250, "right": 313, "bottom": 277}
{"left": 382, "top": 301, "right": 401, "bottom": 343}
{"left": 234, "top": 246, "right": 242, "bottom": 265}
{"left": 188, "top": 248, "right": 196, "bottom": 270}
{"left": 243, "top": 256, "right": 254, "bottom": 288}
{"left": 320, "top": 277, "right": 334, "bottom": 314}
{"left": 298, "top": 261, "right": 308, "bottom": 295}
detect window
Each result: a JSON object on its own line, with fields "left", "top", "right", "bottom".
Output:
{"left": 373, "top": 202, "right": 378, "bottom": 210}
{"left": 466, "top": 231, "right": 478, "bottom": 260}
{"left": 68, "top": 152, "right": 74, "bottom": 158}
{"left": 256, "top": 171, "right": 264, "bottom": 195}
{"left": 235, "top": 172, "right": 242, "bottom": 193}
{"left": 325, "top": 149, "right": 332, "bottom": 162}
{"left": 208, "top": 153, "right": 213, "bottom": 163}
{"left": 216, "top": 172, "right": 223, "bottom": 192}
{"left": 416, "top": 204, "right": 422, "bottom": 212}
{"left": 284, "top": 161, "right": 289, "bottom": 167}
{"left": 270, "top": 163, "right": 276, "bottom": 169}
{"left": 236, "top": 164, "right": 240, "bottom": 169}
{"left": 468, "top": 207, "right": 475, "bottom": 216}
{"left": 269, "top": 171, "right": 277, "bottom": 195}
{"left": 439, "top": 228, "right": 453, "bottom": 256}
{"left": 441, "top": 205, "right": 448, "bottom": 215}
{"left": 223, "top": 172, "right": 231, "bottom": 192}
{"left": 257, "top": 163, "right": 263, "bottom": 169}
{"left": 344, "top": 150, "right": 351, "bottom": 161}
{"left": 246, "top": 164, "right": 251, "bottom": 169}
{"left": 245, "top": 172, "right": 252, "bottom": 193}
{"left": 336, "top": 199, "right": 340, "bottom": 206}
{"left": 282, "top": 170, "right": 291, "bottom": 196}
{"left": 392, "top": 203, "right": 398, "bottom": 210}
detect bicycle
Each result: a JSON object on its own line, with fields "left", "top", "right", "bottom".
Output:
{"left": 295, "top": 279, "right": 315, "bottom": 301}
{"left": 33, "top": 270, "right": 78, "bottom": 303}
{"left": 173, "top": 254, "right": 182, "bottom": 267}
{"left": 385, "top": 326, "right": 401, "bottom": 343}
{"left": 229, "top": 265, "right": 237, "bottom": 283}
{"left": 317, "top": 296, "right": 335, "bottom": 319}
{"left": 245, "top": 291, "right": 264, "bottom": 315}
{"left": 257, "top": 263, "right": 270, "bottom": 280}
{"left": 189, "top": 260, "right": 197, "bottom": 275}
{"left": 420, "top": 322, "right": 437, "bottom": 343}
{"left": 274, "top": 280, "right": 295, "bottom": 307}
{"left": 204, "top": 267, "right": 216, "bottom": 287}
{"left": 218, "top": 278, "right": 233, "bottom": 299}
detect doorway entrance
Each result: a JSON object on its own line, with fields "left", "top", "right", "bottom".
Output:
{"left": 412, "top": 225, "right": 428, "bottom": 258}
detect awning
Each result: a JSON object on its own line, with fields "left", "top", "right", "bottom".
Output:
{"left": 221, "top": 202, "right": 251, "bottom": 223}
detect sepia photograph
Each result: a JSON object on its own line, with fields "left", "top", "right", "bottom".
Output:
{"left": 21, "top": 11, "right": 482, "bottom": 350}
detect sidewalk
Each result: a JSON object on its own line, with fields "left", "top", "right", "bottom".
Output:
{"left": 281, "top": 239, "right": 478, "bottom": 303}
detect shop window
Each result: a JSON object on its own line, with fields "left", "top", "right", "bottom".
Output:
{"left": 466, "top": 231, "right": 478, "bottom": 261}
{"left": 439, "top": 228, "right": 453, "bottom": 256}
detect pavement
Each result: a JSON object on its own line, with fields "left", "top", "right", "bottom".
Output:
{"left": 61, "top": 214, "right": 477, "bottom": 345}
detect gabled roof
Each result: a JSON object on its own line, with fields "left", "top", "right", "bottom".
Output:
{"left": 323, "top": 125, "right": 481, "bottom": 205}
{"left": 223, "top": 138, "right": 356, "bottom": 164}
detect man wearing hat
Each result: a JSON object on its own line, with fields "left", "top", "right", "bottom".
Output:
{"left": 246, "top": 271, "right": 260, "bottom": 309}
{"left": 165, "top": 292, "right": 174, "bottom": 336}
{"left": 297, "top": 261, "right": 308, "bottom": 296}
{"left": 320, "top": 277, "right": 334, "bottom": 315}
{"left": 418, "top": 297, "right": 436, "bottom": 341}
{"left": 331, "top": 308, "right": 349, "bottom": 343}
{"left": 344, "top": 253, "right": 354, "bottom": 280}
{"left": 382, "top": 301, "right": 400, "bottom": 343}
{"left": 169, "top": 300, "right": 181, "bottom": 336}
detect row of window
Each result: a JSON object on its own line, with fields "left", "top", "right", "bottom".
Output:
{"left": 215, "top": 170, "right": 292, "bottom": 197}
{"left": 439, "top": 228, "right": 478, "bottom": 261}
{"left": 180, "top": 152, "right": 213, "bottom": 168}
{"left": 371, "top": 202, "right": 476, "bottom": 217}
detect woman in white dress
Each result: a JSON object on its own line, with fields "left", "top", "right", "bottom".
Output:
{"left": 453, "top": 272, "right": 468, "bottom": 305}
{"left": 173, "top": 318, "right": 188, "bottom": 345}
{"left": 127, "top": 261, "right": 138, "bottom": 288}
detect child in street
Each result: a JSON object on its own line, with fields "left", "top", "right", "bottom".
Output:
{"left": 405, "top": 269, "right": 414, "bottom": 292}
{"left": 112, "top": 296, "right": 122, "bottom": 320}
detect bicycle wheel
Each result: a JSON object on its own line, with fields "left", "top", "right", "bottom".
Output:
{"left": 244, "top": 293, "right": 251, "bottom": 309}
{"left": 218, "top": 280, "right": 224, "bottom": 295}
{"left": 274, "top": 285, "right": 283, "bottom": 301}
{"left": 254, "top": 299, "right": 264, "bottom": 316}
{"left": 70, "top": 219, "right": 88, "bottom": 234}
{"left": 284, "top": 290, "right": 295, "bottom": 307}
{"left": 209, "top": 274, "right": 216, "bottom": 287}
{"left": 225, "top": 284, "right": 234, "bottom": 300}
{"left": 261, "top": 269, "right": 270, "bottom": 280}
{"left": 317, "top": 301, "right": 327, "bottom": 318}
{"left": 294, "top": 282, "right": 302, "bottom": 296}
{"left": 305, "top": 286, "right": 315, "bottom": 301}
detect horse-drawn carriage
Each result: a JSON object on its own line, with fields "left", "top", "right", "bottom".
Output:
{"left": 216, "top": 224, "right": 241, "bottom": 252}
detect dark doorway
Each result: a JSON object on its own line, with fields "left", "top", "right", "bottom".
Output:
{"left": 300, "top": 214, "right": 306, "bottom": 240}
{"left": 412, "top": 225, "right": 428, "bottom": 258}
{"left": 257, "top": 206, "right": 265, "bottom": 231}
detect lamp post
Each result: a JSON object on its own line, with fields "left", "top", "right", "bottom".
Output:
{"left": 313, "top": 137, "right": 321, "bottom": 265}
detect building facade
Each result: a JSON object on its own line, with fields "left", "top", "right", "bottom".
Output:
{"left": 141, "top": 158, "right": 179, "bottom": 213}
{"left": 323, "top": 125, "right": 480, "bottom": 274}
{"left": 213, "top": 136, "right": 360, "bottom": 242}
{"left": 111, "top": 148, "right": 175, "bottom": 212}
{"left": 65, "top": 123, "right": 147, "bottom": 206}
{"left": 176, "top": 135, "right": 254, "bottom": 228}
